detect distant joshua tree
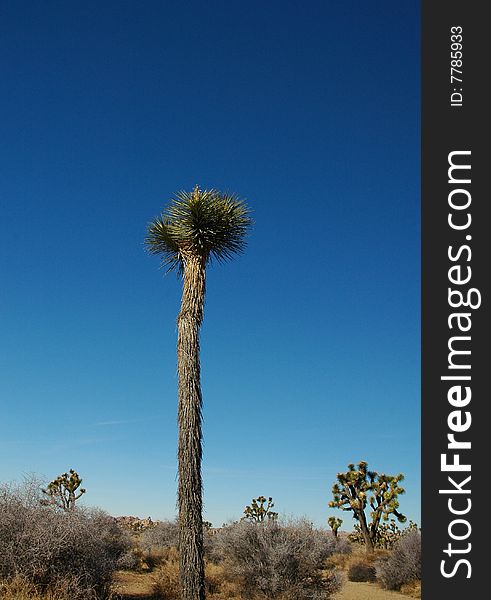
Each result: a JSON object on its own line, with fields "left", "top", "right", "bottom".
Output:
{"left": 41, "top": 469, "right": 86, "bottom": 511}
{"left": 327, "top": 516, "right": 343, "bottom": 538}
{"left": 242, "top": 496, "right": 278, "bottom": 523}
{"left": 329, "top": 461, "right": 406, "bottom": 553}
{"left": 146, "top": 186, "right": 252, "bottom": 600}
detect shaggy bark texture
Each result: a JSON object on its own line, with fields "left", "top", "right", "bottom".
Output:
{"left": 177, "top": 254, "right": 206, "bottom": 600}
{"left": 358, "top": 513, "right": 375, "bottom": 553}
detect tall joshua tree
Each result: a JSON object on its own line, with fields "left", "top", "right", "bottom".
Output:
{"left": 146, "top": 186, "right": 251, "bottom": 600}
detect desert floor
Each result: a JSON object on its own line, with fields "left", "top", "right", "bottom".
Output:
{"left": 114, "top": 571, "right": 416, "bottom": 600}
{"left": 333, "top": 581, "right": 415, "bottom": 600}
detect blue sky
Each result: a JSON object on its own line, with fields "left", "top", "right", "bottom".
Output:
{"left": 0, "top": 1, "right": 420, "bottom": 528}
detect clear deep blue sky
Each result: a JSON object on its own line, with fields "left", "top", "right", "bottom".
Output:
{"left": 1, "top": 1, "right": 420, "bottom": 528}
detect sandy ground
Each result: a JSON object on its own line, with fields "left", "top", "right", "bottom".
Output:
{"left": 114, "top": 571, "right": 418, "bottom": 600}
{"left": 113, "top": 571, "right": 156, "bottom": 599}
{"left": 333, "top": 581, "right": 415, "bottom": 600}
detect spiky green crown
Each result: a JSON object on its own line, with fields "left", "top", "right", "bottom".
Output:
{"left": 329, "top": 461, "right": 406, "bottom": 524}
{"left": 145, "top": 186, "right": 252, "bottom": 274}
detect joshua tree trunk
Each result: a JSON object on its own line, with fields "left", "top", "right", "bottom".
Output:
{"left": 177, "top": 254, "right": 206, "bottom": 600}
{"left": 357, "top": 511, "right": 375, "bottom": 553}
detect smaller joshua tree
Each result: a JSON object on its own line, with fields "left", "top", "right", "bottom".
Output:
{"left": 329, "top": 461, "right": 406, "bottom": 553}
{"left": 41, "top": 469, "right": 86, "bottom": 511}
{"left": 242, "top": 496, "right": 278, "bottom": 523}
{"left": 328, "top": 516, "right": 343, "bottom": 538}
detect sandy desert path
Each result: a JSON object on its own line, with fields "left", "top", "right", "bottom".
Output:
{"left": 333, "top": 581, "right": 415, "bottom": 600}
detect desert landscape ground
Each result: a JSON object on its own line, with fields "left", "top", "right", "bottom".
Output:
{"left": 113, "top": 572, "right": 419, "bottom": 600}
{"left": 0, "top": 474, "right": 421, "bottom": 600}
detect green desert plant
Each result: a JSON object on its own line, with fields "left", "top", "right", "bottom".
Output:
{"left": 40, "top": 469, "right": 86, "bottom": 512}
{"left": 242, "top": 496, "right": 278, "bottom": 523}
{"left": 146, "top": 186, "right": 252, "bottom": 600}
{"left": 327, "top": 516, "right": 343, "bottom": 538}
{"left": 329, "top": 461, "right": 406, "bottom": 553}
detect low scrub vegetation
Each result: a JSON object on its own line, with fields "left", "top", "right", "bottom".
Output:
{"left": 206, "top": 518, "right": 343, "bottom": 600}
{"left": 142, "top": 518, "right": 345, "bottom": 599}
{"left": 0, "top": 474, "right": 421, "bottom": 600}
{"left": 347, "top": 561, "right": 377, "bottom": 582}
{"left": 151, "top": 547, "right": 180, "bottom": 599}
{"left": 140, "top": 519, "right": 179, "bottom": 552}
{"left": 377, "top": 529, "right": 421, "bottom": 591}
{"left": 0, "top": 478, "right": 130, "bottom": 599}
{"left": 150, "top": 551, "right": 239, "bottom": 600}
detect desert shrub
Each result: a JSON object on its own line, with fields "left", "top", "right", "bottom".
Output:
{"left": 331, "top": 535, "right": 352, "bottom": 556}
{"left": 347, "top": 562, "right": 376, "bottom": 582}
{"left": 209, "top": 518, "right": 342, "bottom": 600}
{"left": 143, "top": 548, "right": 175, "bottom": 571}
{"left": 377, "top": 529, "right": 421, "bottom": 591}
{"left": 400, "top": 580, "right": 422, "bottom": 599}
{"left": 151, "top": 555, "right": 248, "bottom": 600}
{"left": 139, "top": 520, "right": 180, "bottom": 570}
{"left": 140, "top": 519, "right": 179, "bottom": 551}
{"left": 0, "top": 575, "right": 88, "bottom": 600}
{"left": 151, "top": 547, "right": 180, "bottom": 600}
{"left": 204, "top": 562, "right": 242, "bottom": 600}
{"left": 116, "top": 548, "right": 142, "bottom": 571}
{"left": 325, "top": 553, "right": 350, "bottom": 572}
{"left": 0, "top": 478, "right": 131, "bottom": 599}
